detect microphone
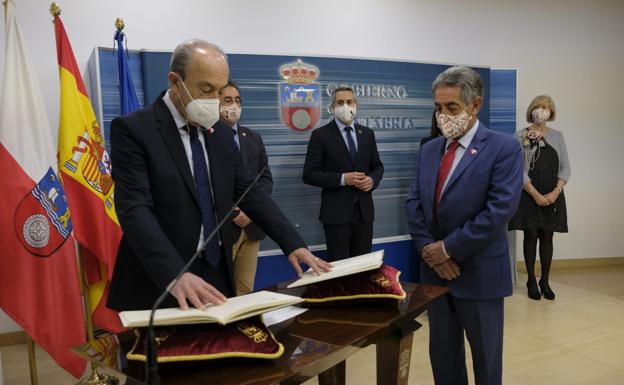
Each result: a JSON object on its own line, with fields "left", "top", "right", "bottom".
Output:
{"left": 145, "top": 165, "right": 268, "bottom": 385}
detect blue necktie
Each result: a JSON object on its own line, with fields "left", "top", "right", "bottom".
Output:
{"left": 188, "top": 125, "right": 220, "bottom": 266}
{"left": 344, "top": 126, "right": 357, "bottom": 161}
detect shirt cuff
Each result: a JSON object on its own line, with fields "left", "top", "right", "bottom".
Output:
{"left": 340, "top": 173, "right": 346, "bottom": 186}
{"left": 441, "top": 241, "right": 451, "bottom": 260}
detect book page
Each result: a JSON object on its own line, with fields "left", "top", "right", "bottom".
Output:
{"left": 287, "top": 250, "right": 384, "bottom": 288}
{"left": 211, "top": 291, "right": 304, "bottom": 324}
{"left": 119, "top": 290, "right": 304, "bottom": 327}
{"left": 262, "top": 306, "right": 308, "bottom": 327}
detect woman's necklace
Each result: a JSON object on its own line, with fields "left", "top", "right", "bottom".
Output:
{"left": 525, "top": 124, "right": 546, "bottom": 171}
{"left": 527, "top": 145, "right": 540, "bottom": 171}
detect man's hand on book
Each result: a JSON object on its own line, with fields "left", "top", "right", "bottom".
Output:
{"left": 287, "top": 248, "right": 332, "bottom": 277}
{"left": 171, "top": 272, "right": 227, "bottom": 310}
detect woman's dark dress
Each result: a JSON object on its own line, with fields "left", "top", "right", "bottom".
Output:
{"left": 509, "top": 140, "right": 568, "bottom": 232}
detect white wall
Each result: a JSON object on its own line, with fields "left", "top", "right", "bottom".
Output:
{"left": 1, "top": 0, "right": 623, "bottom": 333}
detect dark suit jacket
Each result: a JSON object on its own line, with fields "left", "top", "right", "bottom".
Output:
{"left": 107, "top": 92, "right": 305, "bottom": 311}
{"left": 405, "top": 123, "right": 523, "bottom": 299}
{"left": 302, "top": 120, "right": 384, "bottom": 224}
{"left": 228, "top": 123, "right": 273, "bottom": 242}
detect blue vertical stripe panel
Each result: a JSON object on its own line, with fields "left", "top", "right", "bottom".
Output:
{"left": 490, "top": 69, "right": 517, "bottom": 135}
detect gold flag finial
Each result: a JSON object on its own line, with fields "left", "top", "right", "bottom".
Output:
{"left": 115, "top": 17, "right": 124, "bottom": 30}
{"left": 49, "top": 2, "right": 61, "bottom": 16}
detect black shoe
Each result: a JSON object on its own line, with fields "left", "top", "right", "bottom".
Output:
{"left": 526, "top": 279, "right": 541, "bottom": 300}
{"left": 539, "top": 279, "right": 555, "bottom": 300}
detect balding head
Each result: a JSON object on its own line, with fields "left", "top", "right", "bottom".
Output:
{"left": 169, "top": 39, "right": 227, "bottom": 80}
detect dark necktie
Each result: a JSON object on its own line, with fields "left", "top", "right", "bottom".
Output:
{"left": 231, "top": 128, "right": 240, "bottom": 151}
{"left": 188, "top": 125, "right": 220, "bottom": 266}
{"left": 435, "top": 140, "right": 461, "bottom": 207}
{"left": 344, "top": 126, "right": 357, "bottom": 161}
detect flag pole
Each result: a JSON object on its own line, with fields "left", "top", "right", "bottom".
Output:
{"left": 74, "top": 240, "right": 119, "bottom": 385}
{"left": 26, "top": 335, "right": 39, "bottom": 385}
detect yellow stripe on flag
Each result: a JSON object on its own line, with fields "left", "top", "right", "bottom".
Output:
{"left": 57, "top": 66, "right": 118, "bottom": 225}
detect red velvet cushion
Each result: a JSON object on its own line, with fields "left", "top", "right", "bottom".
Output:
{"left": 302, "top": 264, "right": 406, "bottom": 305}
{"left": 126, "top": 316, "right": 283, "bottom": 362}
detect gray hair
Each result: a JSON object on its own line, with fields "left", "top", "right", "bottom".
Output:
{"left": 169, "top": 39, "right": 227, "bottom": 80}
{"left": 331, "top": 85, "right": 357, "bottom": 105}
{"left": 432, "top": 66, "right": 483, "bottom": 105}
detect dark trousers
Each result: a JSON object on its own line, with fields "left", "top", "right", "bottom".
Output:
{"left": 192, "top": 247, "right": 235, "bottom": 298}
{"left": 428, "top": 295, "right": 504, "bottom": 385}
{"left": 322, "top": 202, "right": 373, "bottom": 262}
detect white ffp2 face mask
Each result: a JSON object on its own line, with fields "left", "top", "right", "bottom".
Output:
{"left": 334, "top": 105, "right": 357, "bottom": 124}
{"left": 176, "top": 75, "right": 220, "bottom": 130}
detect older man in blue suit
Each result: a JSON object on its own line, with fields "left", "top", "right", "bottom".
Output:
{"left": 405, "top": 66, "right": 523, "bottom": 385}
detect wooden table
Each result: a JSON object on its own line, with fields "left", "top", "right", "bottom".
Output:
{"left": 73, "top": 282, "right": 447, "bottom": 385}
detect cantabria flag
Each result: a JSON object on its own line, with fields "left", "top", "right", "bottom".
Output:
{"left": 0, "top": 0, "right": 86, "bottom": 377}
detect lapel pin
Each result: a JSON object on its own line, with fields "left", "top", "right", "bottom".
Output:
{"left": 241, "top": 132, "right": 247, "bottom": 137}
{"left": 470, "top": 148, "right": 477, "bottom": 155}
{"left": 358, "top": 129, "right": 362, "bottom": 134}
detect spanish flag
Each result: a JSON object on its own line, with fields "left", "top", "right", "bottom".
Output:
{"left": 53, "top": 11, "right": 124, "bottom": 333}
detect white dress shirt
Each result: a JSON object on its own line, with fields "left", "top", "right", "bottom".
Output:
{"left": 163, "top": 90, "right": 219, "bottom": 250}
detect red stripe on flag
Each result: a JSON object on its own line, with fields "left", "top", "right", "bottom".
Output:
{"left": 92, "top": 281, "right": 126, "bottom": 334}
{"left": 0, "top": 145, "right": 86, "bottom": 378}
{"left": 60, "top": 172, "right": 122, "bottom": 280}
{"left": 53, "top": 17, "right": 88, "bottom": 97}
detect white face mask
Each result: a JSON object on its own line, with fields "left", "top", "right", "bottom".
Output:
{"left": 334, "top": 104, "right": 357, "bottom": 124}
{"left": 176, "top": 75, "right": 220, "bottom": 130}
{"left": 532, "top": 108, "right": 550, "bottom": 124}
{"left": 436, "top": 109, "right": 472, "bottom": 139}
{"left": 220, "top": 104, "right": 242, "bottom": 124}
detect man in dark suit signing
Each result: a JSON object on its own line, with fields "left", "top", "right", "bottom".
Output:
{"left": 219, "top": 80, "right": 272, "bottom": 295}
{"left": 303, "top": 86, "right": 384, "bottom": 261}
{"left": 405, "top": 66, "right": 523, "bottom": 385}
{"left": 107, "top": 39, "right": 330, "bottom": 311}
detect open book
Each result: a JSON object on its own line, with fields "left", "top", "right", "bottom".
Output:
{"left": 118, "top": 290, "right": 304, "bottom": 328}
{"left": 287, "top": 249, "right": 384, "bottom": 288}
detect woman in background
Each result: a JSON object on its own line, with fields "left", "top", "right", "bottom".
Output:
{"left": 420, "top": 110, "right": 441, "bottom": 146}
{"left": 509, "top": 95, "right": 570, "bottom": 300}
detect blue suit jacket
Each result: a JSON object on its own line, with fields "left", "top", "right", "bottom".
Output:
{"left": 405, "top": 123, "right": 523, "bottom": 299}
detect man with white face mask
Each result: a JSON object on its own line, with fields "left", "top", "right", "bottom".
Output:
{"left": 108, "top": 39, "right": 330, "bottom": 312}
{"left": 218, "top": 81, "right": 273, "bottom": 295}
{"left": 303, "top": 86, "right": 384, "bottom": 261}
{"left": 405, "top": 67, "right": 523, "bottom": 385}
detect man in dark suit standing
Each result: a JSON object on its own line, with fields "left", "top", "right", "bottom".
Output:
{"left": 107, "top": 39, "right": 330, "bottom": 311}
{"left": 219, "top": 81, "right": 272, "bottom": 295}
{"left": 405, "top": 67, "right": 523, "bottom": 385}
{"left": 303, "top": 86, "right": 384, "bottom": 261}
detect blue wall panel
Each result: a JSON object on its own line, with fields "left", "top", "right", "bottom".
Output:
{"left": 490, "top": 69, "right": 517, "bottom": 134}
{"left": 92, "top": 48, "right": 514, "bottom": 285}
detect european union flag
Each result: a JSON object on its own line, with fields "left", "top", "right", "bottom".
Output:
{"left": 115, "top": 28, "right": 139, "bottom": 114}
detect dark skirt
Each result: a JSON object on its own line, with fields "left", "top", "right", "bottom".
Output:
{"left": 508, "top": 141, "right": 568, "bottom": 233}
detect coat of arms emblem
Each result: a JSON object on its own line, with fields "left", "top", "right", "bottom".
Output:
{"left": 14, "top": 168, "right": 72, "bottom": 257}
{"left": 279, "top": 59, "right": 321, "bottom": 132}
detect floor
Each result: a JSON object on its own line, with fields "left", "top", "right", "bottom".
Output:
{"left": 1, "top": 265, "right": 624, "bottom": 385}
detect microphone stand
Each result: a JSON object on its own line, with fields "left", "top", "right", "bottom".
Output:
{"left": 145, "top": 165, "right": 267, "bottom": 385}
